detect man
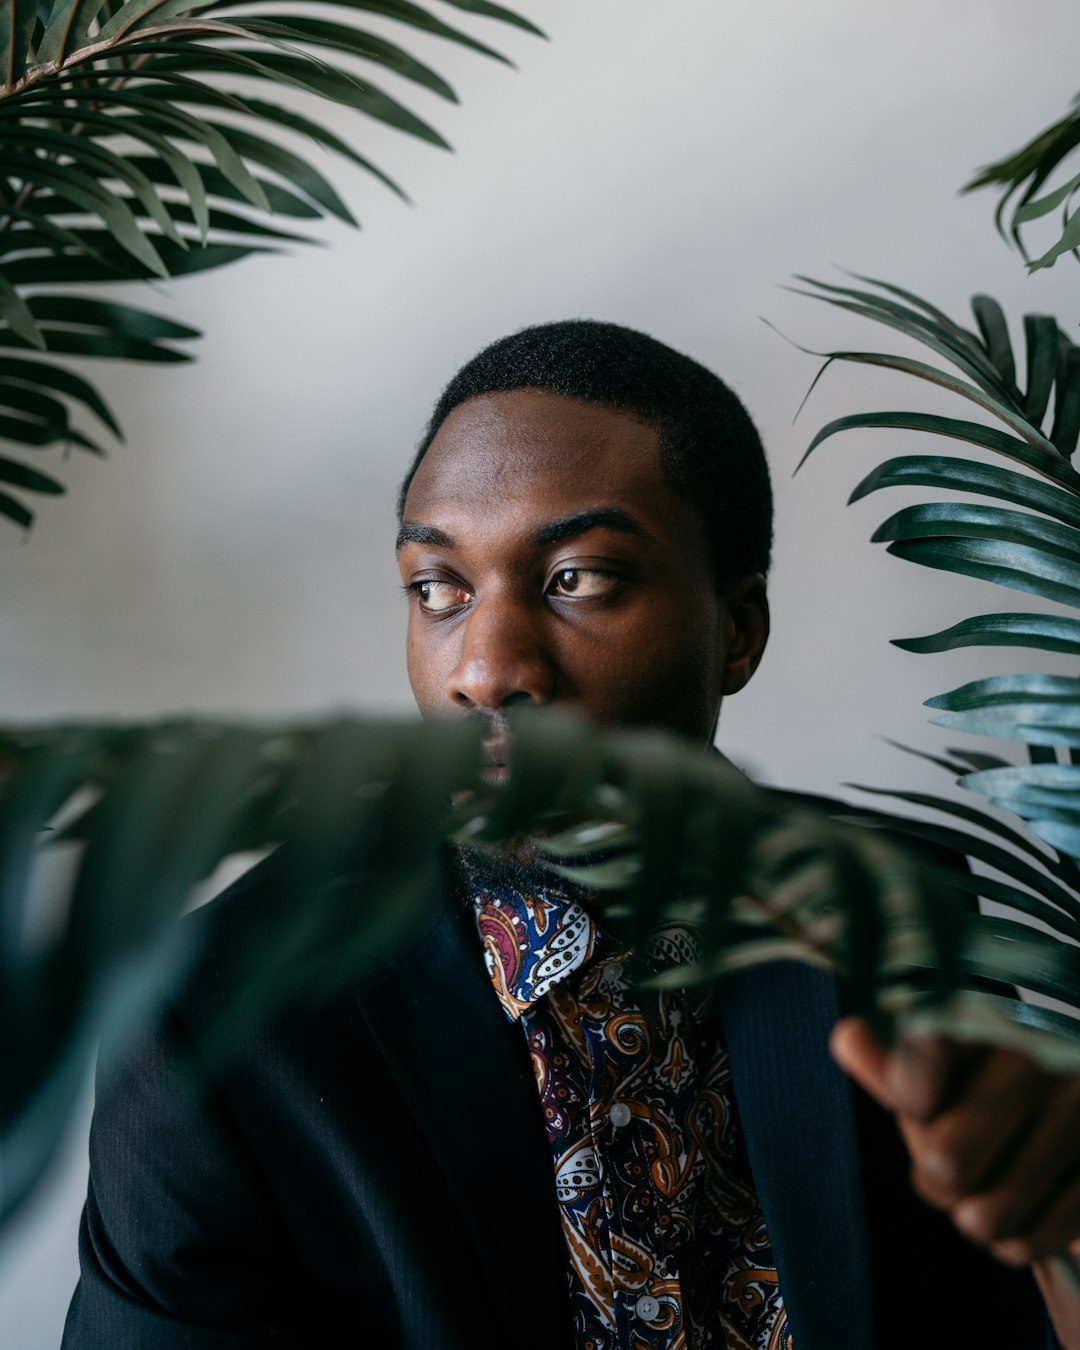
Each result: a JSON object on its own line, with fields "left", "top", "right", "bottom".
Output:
{"left": 64, "top": 320, "right": 1080, "bottom": 1348}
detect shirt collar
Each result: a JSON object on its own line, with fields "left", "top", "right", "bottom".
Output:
{"left": 473, "top": 877, "right": 599, "bottom": 1021}
{"left": 458, "top": 847, "right": 704, "bottom": 1022}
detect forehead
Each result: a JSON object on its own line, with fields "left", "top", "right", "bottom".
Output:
{"left": 404, "top": 389, "right": 676, "bottom": 526}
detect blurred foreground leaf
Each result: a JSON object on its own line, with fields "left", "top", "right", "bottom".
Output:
{"left": 2, "top": 709, "right": 1079, "bottom": 1228}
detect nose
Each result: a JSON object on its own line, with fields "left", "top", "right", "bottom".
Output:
{"left": 446, "top": 594, "right": 556, "bottom": 711}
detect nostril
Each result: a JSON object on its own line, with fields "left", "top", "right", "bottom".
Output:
{"left": 445, "top": 607, "right": 556, "bottom": 710}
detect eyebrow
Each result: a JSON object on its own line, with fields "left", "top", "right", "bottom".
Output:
{"left": 532, "top": 509, "right": 645, "bottom": 547}
{"left": 395, "top": 507, "right": 645, "bottom": 554}
{"left": 396, "top": 523, "right": 453, "bottom": 552}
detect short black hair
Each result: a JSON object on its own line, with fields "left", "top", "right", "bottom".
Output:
{"left": 398, "top": 319, "right": 772, "bottom": 582}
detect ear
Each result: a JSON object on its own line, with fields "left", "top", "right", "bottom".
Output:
{"left": 719, "top": 573, "right": 770, "bottom": 695}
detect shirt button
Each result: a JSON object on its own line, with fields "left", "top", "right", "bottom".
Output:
{"left": 635, "top": 1295, "right": 660, "bottom": 1322}
{"left": 608, "top": 1102, "right": 632, "bottom": 1128}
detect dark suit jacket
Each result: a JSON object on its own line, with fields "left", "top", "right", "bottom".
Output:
{"left": 63, "top": 851, "right": 1047, "bottom": 1349}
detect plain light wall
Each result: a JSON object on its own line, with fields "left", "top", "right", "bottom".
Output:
{"left": 2, "top": 1, "right": 1079, "bottom": 1343}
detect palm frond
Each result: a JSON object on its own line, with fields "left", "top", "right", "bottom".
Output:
{"left": 793, "top": 274, "right": 1080, "bottom": 1016}
{"left": 891, "top": 613, "right": 1080, "bottom": 657}
{"left": 0, "top": 0, "right": 540, "bottom": 529}
{"left": 964, "top": 90, "right": 1080, "bottom": 271}
{"left": 2, "top": 709, "right": 1080, "bottom": 1229}
{"left": 797, "top": 277, "right": 1080, "bottom": 681}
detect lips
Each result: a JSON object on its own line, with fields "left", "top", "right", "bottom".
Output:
{"left": 481, "top": 733, "right": 508, "bottom": 768}
{"left": 480, "top": 713, "right": 511, "bottom": 785}
{"left": 481, "top": 735, "right": 509, "bottom": 786}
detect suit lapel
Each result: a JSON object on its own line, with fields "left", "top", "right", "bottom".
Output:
{"left": 355, "top": 863, "right": 875, "bottom": 1350}
{"left": 719, "top": 961, "right": 875, "bottom": 1350}
{"left": 354, "top": 886, "right": 571, "bottom": 1350}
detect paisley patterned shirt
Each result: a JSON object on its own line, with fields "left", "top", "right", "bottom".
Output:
{"left": 462, "top": 854, "right": 792, "bottom": 1350}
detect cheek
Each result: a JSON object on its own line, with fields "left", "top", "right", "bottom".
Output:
{"left": 406, "top": 623, "right": 449, "bottom": 713}
{"left": 563, "top": 612, "right": 723, "bottom": 734}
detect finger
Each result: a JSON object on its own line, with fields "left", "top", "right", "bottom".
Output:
{"left": 831, "top": 1024, "right": 987, "bottom": 1122}
{"left": 989, "top": 1172, "right": 1080, "bottom": 1263}
{"left": 830, "top": 1017, "right": 892, "bottom": 1110}
{"left": 900, "top": 1050, "right": 1047, "bottom": 1206}
{"left": 1031, "top": 1251, "right": 1080, "bottom": 1348}
{"left": 885, "top": 1034, "right": 987, "bottom": 1123}
{"left": 948, "top": 1075, "right": 1080, "bottom": 1255}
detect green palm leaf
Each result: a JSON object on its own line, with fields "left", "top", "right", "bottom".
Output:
{"left": 783, "top": 340, "right": 1056, "bottom": 453}
{"left": 886, "top": 535, "right": 1080, "bottom": 611}
{"left": 792, "top": 272, "right": 1080, "bottom": 1271}
{"left": 196, "top": 121, "right": 358, "bottom": 222}
{"left": 0, "top": 354, "right": 120, "bottom": 433}
{"left": 1023, "top": 314, "right": 1059, "bottom": 423}
{"left": 798, "top": 277, "right": 1080, "bottom": 857}
{"left": 138, "top": 88, "right": 411, "bottom": 199}
{"left": 0, "top": 455, "right": 65, "bottom": 495}
{"left": 850, "top": 455, "right": 1080, "bottom": 528}
{"left": 2, "top": 238, "right": 267, "bottom": 285}
{"left": 0, "top": 0, "right": 38, "bottom": 86}
{"left": 874, "top": 501, "right": 1080, "bottom": 560}
{"left": 1052, "top": 345, "right": 1080, "bottom": 458}
{"left": 893, "top": 613, "right": 1080, "bottom": 657}
{"left": 0, "top": 384, "right": 103, "bottom": 451}
{"left": 0, "top": 0, "right": 538, "bottom": 528}
{"left": 36, "top": 0, "right": 113, "bottom": 64}
{"left": 788, "top": 275, "right": 1021, "bottom": 405}
{"left": 845, "top": 780, "right": 1080, "bottom": 888}
{"left": 2, "top": 125, "right": 188, "bottom": 247}
{"left": 929, "top": 672, "right": 1080, "bottom": 709}
{"left": 17, "top": 103, "right": 216, "bottom": 239}
{"left": 5, "top": 158, "right": 171, "bottom": 274}
{"left": 800, "top": 410, "right": 1078, "bottom": 487}
{"left": 964, "top": 90, "right": 1080, "bottom": 270}
{"left": 0, "top": 273, "right": 43, "bottom": 348}
{"left": 3, "top": 709, "right": 1079, "bottom": 1232}
{"left": 213, "top": 0, "right": 534, "bottom": 64}
{"left": 245, "top": 16, "right": 458, "bottom": 99}
{"left": 956, "top": 765, "right": 1080, "bottom": 860}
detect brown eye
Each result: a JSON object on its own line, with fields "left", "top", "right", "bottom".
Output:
{"left": 414, "top": 580, "right": 471, "bottom": 613}
{"left": 550, "top": 569, "right": 615, "bottom": 598}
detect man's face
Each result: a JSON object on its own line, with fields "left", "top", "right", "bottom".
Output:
{"left": 397, "top": 389, "right": 768, "bottom": 775}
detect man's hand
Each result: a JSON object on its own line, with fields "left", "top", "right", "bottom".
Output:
{"left": 832, "top": 1017, "right": 1080, "bottom": 1347}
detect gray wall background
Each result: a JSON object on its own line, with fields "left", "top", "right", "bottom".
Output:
{"left": 2, "top": 1, "right": 1079, "bottom": 1343}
